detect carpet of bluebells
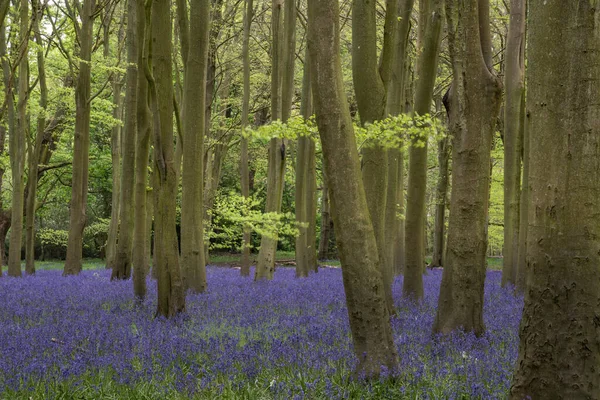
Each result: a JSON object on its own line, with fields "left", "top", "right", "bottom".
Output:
{"left": 0, "top": 266, "right": 522, "bottom": 399}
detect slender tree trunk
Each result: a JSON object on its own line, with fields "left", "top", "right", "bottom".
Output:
{"left": 515, "top": 89, "right": 528, "bottom": 293}
{"left": 240, "top": 0, "right": 253, "bottom": 277}
{"left": 147, "top": 0, "right": 186, "bottom": 317}
{"left": 24, "top": 0, "right": 47, "bottom": 275}
{"left": 0, "top": 20, "right": 13, "bottom": 274}
{"left": 180, "top": 0, "right": 210, "bottom": 293}
{"left": 429, "top": 134, "right": 450, "bottom": 268}
{"left": 510, "top": 2, "right": 600, "bottom": 397}
{"left": 308, "top": 0, "right": 398, "bottom": 376}
{"left": 8, "top": 0, "right": 29, "bottom": 277}
{"left": 64, "top": 0, "right": 95, "bottom": 276}
{"left": 501, "top": 0, "right": 525, "bottom": 288}
{"left": 433, "top": 0, "right": 502, "bottom": 335}
{"left": 317, "top": 166, "right": 332, "bottom": 261}
{"left": 255, "top": 0, "right": 285, "bottom": 281}
{"left": 403, "top": 0, "right": 443, "bottom": 299}
{"left": 111, "top": 1, "right": 136, "bottom": 280}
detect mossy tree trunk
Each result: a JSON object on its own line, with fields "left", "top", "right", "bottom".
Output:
{"left": 501, "top": 0, "right": 525, "bottom": 288}
{"left": 308, "top": 0, "right": 399, "bottom": 377}
{"left": 510, "top": 2, "right": 600, "bottom": 398}
{"left": 433, "top": 0, "right": 502, "bottom": 336}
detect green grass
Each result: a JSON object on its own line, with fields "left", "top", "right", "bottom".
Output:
{"left": 31, "top": 259, "right": 106, "bottom": 271}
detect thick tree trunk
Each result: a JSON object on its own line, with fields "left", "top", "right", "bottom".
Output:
{"left": 255, "top": 0, "right": 285, "bottom": 281}
{"left": 110, "top": 1, "right": 136, "bottom": 280}
{"left": 433, "top": 0, "right": 502, "bottom": 336}
{"left": 64, "top": 0, "right": 95, "bottom": 276}
{"left": 403, "top": 0, "right": 443, "bottom": 299}
{"left": 147, "top": 0, "right": 186, "bottom": 317}
{"left": 180, "top": 0, "right": 210, "bottom": 293}
{"left": 8, "top": 0, "right": 28, "bottom": 277}
{"left": 501, "top": 0, "right": 525, "bottom": 288}
{"left": 510, "top": 2, "right": 600, "bottom": 398}
{"left": 308, "top": 0, "right": 398, "bottom": 376}
{"left": 239, "top": 0, "right": 253, "bottom": 277}
{"left": 429, "top": 135, "right": 450, "bottom": 268}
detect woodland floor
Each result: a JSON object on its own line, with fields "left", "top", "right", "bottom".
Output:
{"left": 0, "top": 259, "right": 519, "bottom": 399}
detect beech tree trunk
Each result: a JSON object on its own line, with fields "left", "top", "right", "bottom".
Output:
{"left": 403, "top": 0, "right": 443, "bottom": 299}
{"left": 429, "top": 134, "right": 450, "bottom": 268}
{"left": 0, "top": 19, "right": 12, "bottom": 274}
{"left": 317, "top": 169, "right": 332, "bottom": 261}
{"left": 308, "top": 0, "right": 398, "bottom": 376}
{"left": 433, "top": 0, "right": 502, "bottom": 336}
{"left": 111, "top": 0, "right": 136, "bottom": 280}
{"left": 515, "top": 95, "right": 528, "bottom": 293}
{"left": 64, "top": 0, "right": 95, "bottom": 276}
{"left": 180, "top": 0, "right": 210, "bottom": 293}
{"left": 8, "top": 0, "right": 29, "bottom": 277}
{"left": 510, "top": 2, "right": 600, "bottom": 398}
{"left": 501, "top": 0, "right": 525, "bottom": 288}
{"left": 255, "top": 0, "right": 285, "bottom": 280}
{"left": 147, "top": 0, "right": 186, "bottom": 317}
{"left": 239, "top": 0, "right": 253, "bottom": 276}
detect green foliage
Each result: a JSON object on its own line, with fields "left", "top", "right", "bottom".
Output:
{"left": 243, "top": 116, "right": 319, "bottom": 143}
{"left": 36, "top": 218, "right": 110, "bottom": 259}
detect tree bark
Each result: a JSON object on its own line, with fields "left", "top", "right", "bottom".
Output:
{"left": 403, "top": 0, "right": 443, "bottom": 299}
{"left": 147, "top": 0, "right": 186, "bottom": 317}
{"left": 0, "top": 19, "right": 13, "bottom": 274}
{"left": 433, "top": 0, "right": 502, "bottom": 336}
{"left": 180, "top": 0, "right": 210, "bottom": 293}
{"left": 111, "top": 0, "right": 136, "bottom": 281}
{"left": 500, "top": 0, "right": 525, "bottom": 288}
{"left": 429, "top": 134, "right": 450, "bottom": 268}
{"left": 64, "top": 0, "right": 95, "bottom": 276}
{"left": 317, "top": 168, "right": 332, "bottom": 261}
{"left": 255, "top": 0, "right": 285, "bottom": 280}
{"left": 8, "top": 0, "right": 29, "bottom": 277}
{"left": 240, "top": 0, "right": 253, "bottom": 277}
{"left": 515, "top": 91, "right": 528, "bottom": 293}
{"left": 308, "top": 0, "right": 398, "bottom": 376}
{"left": 510, "top": 2, "right": 600, "bottom": 398}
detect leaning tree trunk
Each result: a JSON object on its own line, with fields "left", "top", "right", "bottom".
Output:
{"left": 111, "top": 0, "right": 136, "bottom": 281}
{"left": 8, "top": 0, "right": 28, "bottom": 277}
{"left": 433, "top": 0, "right": 502, "bottom": 336}
{"left": 180, "top": 0, "right": 210, "bottom": 293}
{"left": 403, "top": 0, "right": 443, "bottom": 299}
{"left": 510, "top": 2, "right": 600, "bottom": 398}
{"left": 147, "top": 0, "right": 185, "bottom": 317}
{"left": 239, "top": 0, "right": 253, "bottom": 277}
{"left": 501, "top": 0, "right": 525, "bottom": 288}
{"left": 308, "top": 0, "right": 398, "bottom": 377}
{"left": 64, "top": 0, "right": 95, "bottom": 276}
{"left": 255, "top": 0, "right": 285, "bottom": 281}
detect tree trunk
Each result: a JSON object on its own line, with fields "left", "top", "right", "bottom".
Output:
{"left": 352, "top": 0, "right": 396, "bottom": 315}
{"left": 433, "top": 0, "right": 502, "bottom": 336}
{"left": 501, "top": 0, "right": 525, "bottom": 288}
{"left": 132, "top": 0, "right": 151, "bottom": 299}
{"left": 240, "top": 0, "right": 253, "bottom": 277}
{"left": 255, "top": 0, "right": 285, "bottom": 281}
{"left": 515, "top": 89, "right": 528, "bottom": 293}
{"left": 111, "top": 1, "right": 135, "bottom": 280}
{"left": 8, "top": 0, "right": 28, "bottom": 277}
{"left": 24, "top": 0, "right": 47, "bottom": 275}
{"left": 511, "top": 2, "right": 600, "bottom": 397}
{"left": 64, "top": 0, "right": 95, "bottom": 276}
{"left": 147, "top": 0, "right": 186, "bottom": 317}
{"left": 0, "top": 19, "right": 12, "bottom": 274}
{"left": 180, "top": 0, "right": 210, "bottom": 293}
{"left": 308, "top": 0, "right": 398, "bottom": 376}
{"left": 403, "top": 0, "right": 443, "bottom": 299}
{"left": 317, "top": 166, "right": 332, "bottom": 261}
{"left": 429, "top": 134, "right": 450, "bottom": 268}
